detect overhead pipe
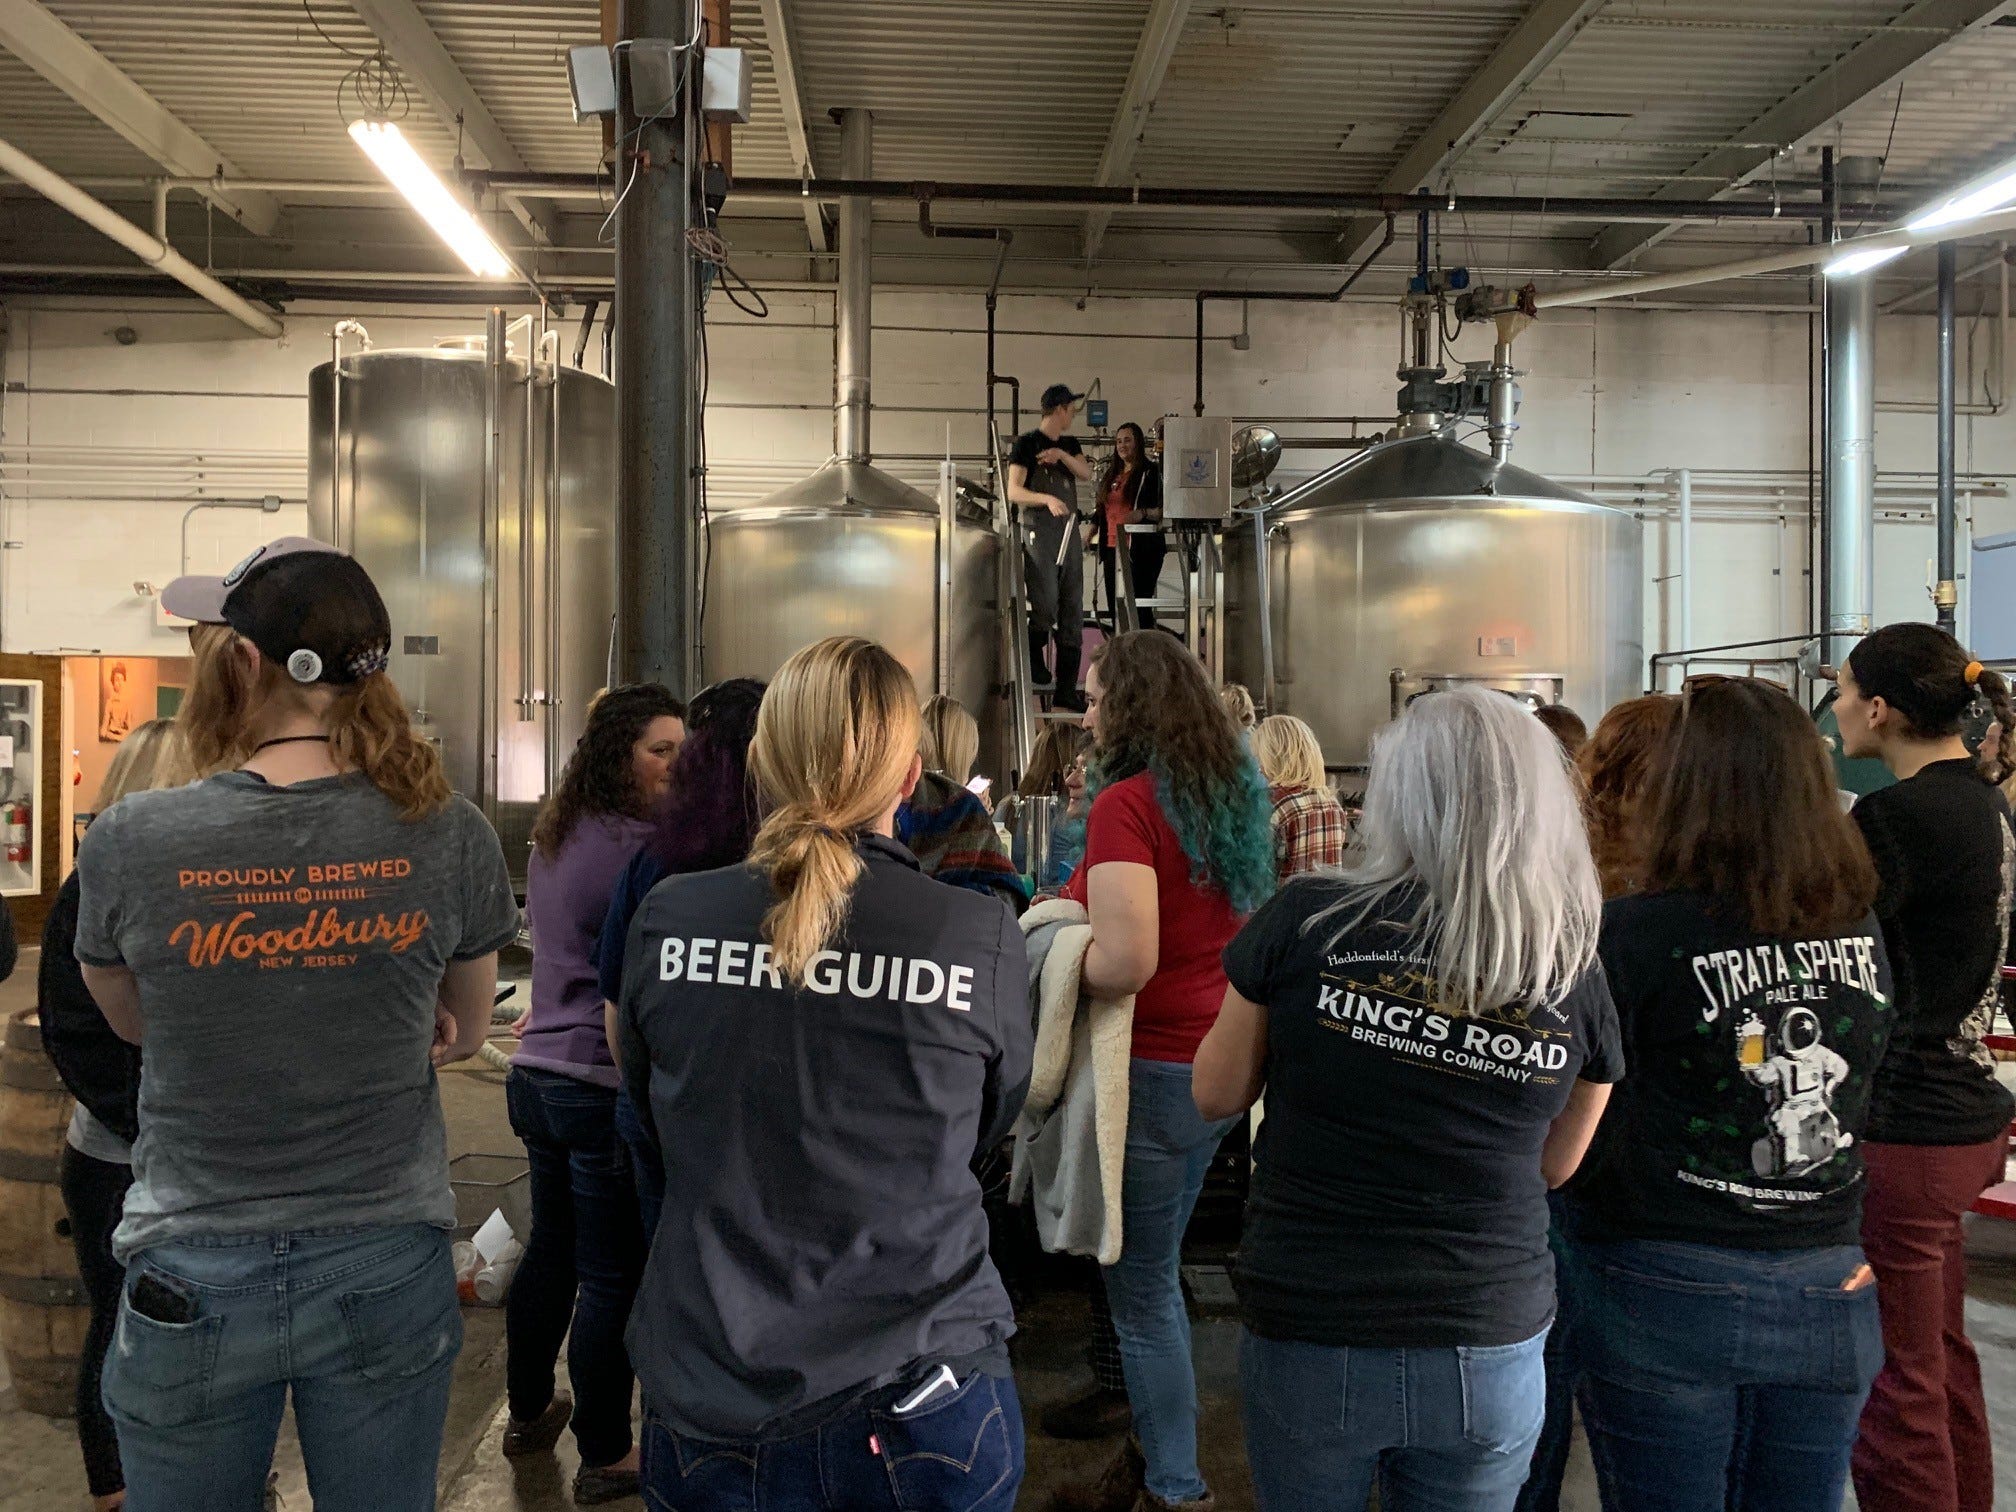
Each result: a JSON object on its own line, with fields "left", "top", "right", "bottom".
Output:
{"left": 1194, "top": 214, "right": 1395, "bottom": 415}
{"left": 0, "top": 136, "right": 281, "bottom": 338}
{"left": 466, "top": 169, "right": 1875, "bottom": 224}
{"left": 1538, "top": 203, "right": 2016, "bottom": 310}
{"left": 836, "top": 109, "right": 873, "bottom": 462}
{"left": 1936, "top": 242, "right": 1958, "bottom": 633}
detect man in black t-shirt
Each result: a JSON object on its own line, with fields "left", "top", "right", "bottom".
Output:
{"left": 1006, "top": 384, "right": 1093, "bottom": 710}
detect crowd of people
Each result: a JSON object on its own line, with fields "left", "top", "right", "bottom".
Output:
{"left": 31, "top": 526, "right": 2016, "bottom": 1512}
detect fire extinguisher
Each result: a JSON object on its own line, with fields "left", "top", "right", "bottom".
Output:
{"left": 7, "top": 800, "right": 30, "bottom": 864}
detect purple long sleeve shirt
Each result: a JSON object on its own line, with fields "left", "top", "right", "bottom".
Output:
{"left": 516, "top": 813, "right": 654, "bottom": 1087}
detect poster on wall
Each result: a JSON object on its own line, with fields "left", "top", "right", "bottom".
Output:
{"left": 98, "top": 658, "right": 157, "bottom": 744}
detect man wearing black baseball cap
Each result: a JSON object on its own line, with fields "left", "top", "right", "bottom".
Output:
{"left": 1006, "top": 385, "right": 1094, "bottom": 711}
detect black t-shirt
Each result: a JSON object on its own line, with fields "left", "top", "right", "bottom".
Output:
{"left": 1569, "top": 891, "right": 1893, "bottom": 1250}
{"left": 1008, "top": 429, "right": 1084, "bottom": 516}
{"left": 1221, "top": 877, "right": 1624, "bottom": 1349}
{"left": 1853, "top": 759, "right": 2016, "bottom": 1146}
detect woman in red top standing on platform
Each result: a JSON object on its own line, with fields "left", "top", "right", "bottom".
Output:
{"left": 1055, "top": 631, "right": 1275, "bottom": 1512}
{"left": 1094, "top": 423, "right": 1165, "bottom": 632}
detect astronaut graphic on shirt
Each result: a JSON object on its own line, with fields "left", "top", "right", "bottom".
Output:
{"left": 1740, "top": 1005, "right": 1851, "bottom": 1178}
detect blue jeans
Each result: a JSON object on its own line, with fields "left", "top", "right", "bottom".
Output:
{"left": 639, "top": 1370, "right": 1024, "bottom": 1511}
{"left": 613, "top": 1081, "right": 664, "bottom": 1239}
{"left": 1563, "top": 1236, "right": 1883, "bottom": 1512}
{"left": 1240, "top": 1327, "right": 1548, "bottom": 1512}
{"left": 102, "top": 1224, "right": 460, "bottom": 1512}
{"left": 1101, "top": 1057, "right": 1236, "bottom": 1502}
{"left": 505, "top": 1066, "right": 646, "bottom": 1468}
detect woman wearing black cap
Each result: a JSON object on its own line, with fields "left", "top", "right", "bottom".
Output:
{"left": 74, "top": 538, "right": 522, "bottom": 1512}
{"left": 1832, "top": 623, "right": 2016, "bottom": 1512}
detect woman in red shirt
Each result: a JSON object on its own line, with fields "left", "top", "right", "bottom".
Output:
{"left": 1056, "top": 632, "right": 1275, "bottom": 1512}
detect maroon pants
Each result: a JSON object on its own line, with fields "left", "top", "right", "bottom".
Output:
{"left": 1852, "top": 1136, "right": 2006, "bottom": 1512}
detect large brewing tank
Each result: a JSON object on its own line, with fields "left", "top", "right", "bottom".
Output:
{"left": 307, "top": 340, "right": 617, "bottom": 873}
{"left": 701, "top": 462, "right": 1008, "bottom": 780}
{"left": 1224, "top": 433, "right": 1642, "bottom": 769}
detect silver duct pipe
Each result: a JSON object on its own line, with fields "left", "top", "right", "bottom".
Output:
{"left": 1826, "top": 271, "right": 1877, "bottom": 668}
{"left": 836, "top": 109, "right": 873, "bottom": 463}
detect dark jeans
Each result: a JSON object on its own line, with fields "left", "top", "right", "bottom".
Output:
{"left": 505, "top": 1066, "right": 647, "bottom": 1469}
{"left": 1024, "top": 513, "right": 1084, "bottom": 696}
{"left": 640, "top": 1371, "right": 1024, "bottom": 1511}
{"left": 614, "top": 1081, "right": 665, "bottom": 1240}
{"left": 1564, "top": 1235, "right": 1882, "bottom": 1512}
{"left": 1854, "top": 1136, "right": 2006, "bottom": 1512}
{"left": 59, "top": 1143, "right": 132, "bottom": 1498}
{"left": 1099, "top": 534, "right": 1167, "bottom": 631}
{"left": 1513, "top": 1195, "right": 1577, "bottom": 1512}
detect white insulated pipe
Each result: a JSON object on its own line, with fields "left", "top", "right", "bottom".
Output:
{"left": 0, "top": 136, "right": 282, "bottom": 338}
{"left": 1535, "top": 204, "right": 2016, "bottom": 311}
{"left": 1827, "top": 274, "right": 1878, "bottom": 667}
{"left": 835, "top": 109, "right": 873, "bottom": 463}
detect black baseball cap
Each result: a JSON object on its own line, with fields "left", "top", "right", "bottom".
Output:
{"left": 161, "top": 537, "right": 393, "bottom": 687}
{"left": 1040, "top": 384, "right": 1084, "bottom": 412}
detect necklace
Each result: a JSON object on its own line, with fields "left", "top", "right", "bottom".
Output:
{"left": 251, "top": 734, "right": 332, "bottom": 754}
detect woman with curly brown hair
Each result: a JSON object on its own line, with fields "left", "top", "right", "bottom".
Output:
{"left": 1054, "top": 632, "right": 1274, "bottom": 1512}
{"left": 504, "top": 683, "right": 685, "bottom": 1504}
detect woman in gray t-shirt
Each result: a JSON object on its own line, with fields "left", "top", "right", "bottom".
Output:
{"left": 76, "top": 538, "right": 519, "bottom": 1512}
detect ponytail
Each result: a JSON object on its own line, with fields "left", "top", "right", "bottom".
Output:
{"left": 327, "top": 674, "right": 452, "bottom": 819}
{"left": 746, "top": 637, "right": 921, "bottom": 986}
{"left": 1976, "top": 666, "right": 2016, "bottom": 786}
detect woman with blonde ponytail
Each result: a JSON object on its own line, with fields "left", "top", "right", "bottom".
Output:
{"left": 617, "top": 636, "right": 1032, "bottom": 1512}
{"left": 75, "top": 539, "right": 521, "bottom": 1512}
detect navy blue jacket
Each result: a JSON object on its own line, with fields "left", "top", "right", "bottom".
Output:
{"left": 617, "top": 834, "right": 1033, "bottom": 1441}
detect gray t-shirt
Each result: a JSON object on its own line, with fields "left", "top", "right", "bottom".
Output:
{"left": 75, "top": 771, "right": 519, "bottom": 1259}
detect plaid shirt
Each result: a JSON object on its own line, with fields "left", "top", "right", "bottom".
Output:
{"left": 1270, "top": 783, "right": 1349, "bottom": 882}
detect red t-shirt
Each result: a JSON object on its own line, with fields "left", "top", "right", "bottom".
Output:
{"left": 1062, "top": 772, "right": 1246, "bottom": 1062}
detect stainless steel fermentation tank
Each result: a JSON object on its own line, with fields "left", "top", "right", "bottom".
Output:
{"left": 307, "top": 326, "right": 618, "bottom": 873}
{"left": 700, "top": 463, "right": 1008, "bottom": 776}
{"left": 1223, "top": 433, "right": 1643, "bottom": 769}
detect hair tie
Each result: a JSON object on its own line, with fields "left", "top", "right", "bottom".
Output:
{"left": 1965, "top": 659, "right": 1985, "bottom": 688}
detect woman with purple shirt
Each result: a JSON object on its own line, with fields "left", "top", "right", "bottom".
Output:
{"left": 504, "top": 684, "right": 684, "bottom": 1505}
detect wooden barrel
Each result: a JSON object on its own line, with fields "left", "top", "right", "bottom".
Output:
{"left": 0, "top": 1008, "right": 88, "bottom": 1417}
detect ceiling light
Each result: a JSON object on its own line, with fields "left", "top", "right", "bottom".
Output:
{"left": 1907, "top": 161, "right": 2016, "bottom": 233}
{"left": 1825, "top": 245, "right": 1908, "bottom": 279}
{"left": 348, "top": 120, "right": 513, "bottom": 279}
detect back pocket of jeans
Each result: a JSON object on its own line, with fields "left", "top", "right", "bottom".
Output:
{"left": 103, "top": 1298, "right": 224, "bottom": 1429}
{"left": 1457, "top": 1336, "right": 1547, "bottom": 1454}
{"left": 871, "top": 1374, "right": 1017, "bottom": 1512}
{"left": 338, "top": 1239, "right": 463, "bottom": 1383}
{"left": 1798, "top": 1276, "right": 1884, "bottom": 1394}
{"left": 1582, "top": 1260, "right": 1745, "bottom": 1392}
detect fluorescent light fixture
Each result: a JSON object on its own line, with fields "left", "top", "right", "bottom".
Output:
{"left": 348, "top": 119, "right": 513, "bottom": 279}
{"left": 1908, "top": 161, "right": 2016, "bottom": 233}
{"left": 1825, "top": 245, "right": 1908, "bottom": 279}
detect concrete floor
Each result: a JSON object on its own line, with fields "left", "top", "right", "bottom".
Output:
{"left": 5, "top": 940, "right": 2015, "bottom": 1511}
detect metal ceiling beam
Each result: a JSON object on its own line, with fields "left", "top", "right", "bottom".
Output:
{"left": 753, "top": 0, "right": 827, "bottom": 254}
{"left": 0, "top": 0, "right": 279, "bottom": 233}
{"left": 1082, "top": 0, "right": 1193, "bottom": 267}
{"left": 1334, "top": 0, "right": 1608, "bottom": 265}
{"left": 1588, "top": 0, "right": 2012, "bottom": 269}
{"left": 343, "top": 0, "right": 554, "bottom": 247}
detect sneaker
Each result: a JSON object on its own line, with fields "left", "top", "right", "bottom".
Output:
{"left": 1040, "top": 1385, "right": 1132, "bottom": 1440}
{"left": 1048, "top": 1437, "right": 1144, "bottom": 1512}
{"left": 1137, "top": 1493, "right": 1215, "bottom": 1512}
{"left": 572, "top": 1463, "right": 642, "bottom": 1505}
{"left": 501, "top": 1393, "right": 572, "bottom": 1458}
{"left": 1053, "top": 689, "right": 1088, "bottom": 714}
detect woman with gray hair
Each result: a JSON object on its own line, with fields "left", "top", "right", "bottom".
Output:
{"left": 1194, "top": 685, "right": 1623, "bottom": 1511}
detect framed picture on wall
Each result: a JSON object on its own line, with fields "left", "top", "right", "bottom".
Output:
{"left": 98, "top": 658, "right": 157, "bottom": 743}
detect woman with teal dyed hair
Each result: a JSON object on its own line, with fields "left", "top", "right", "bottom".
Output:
{"left": 1052, "top": 631, "right": 1274, "bottom": 1512}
